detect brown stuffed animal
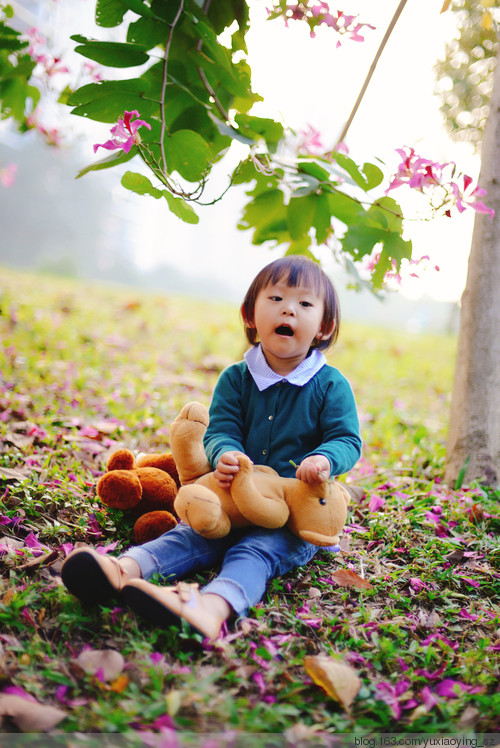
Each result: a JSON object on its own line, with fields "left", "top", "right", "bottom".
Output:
{"left": 170, "top": 402, "right": 351, "bottom": 547}
{"left": 96, "top": 449, "right": 179, "bottom": 544}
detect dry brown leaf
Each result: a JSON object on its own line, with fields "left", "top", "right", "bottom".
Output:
{"left": 440, "top": 0, "right": 452, "bottom": 12}
{"left": 17, "top": 550, "right": 59, "bottom": 573}
{"left": 305, "top": 655, "right": 362, "bottom": 709}
{"left": 0, "top": 694, "right": 66, "bottom": 732}
{"left": 0, "top": 466, "right": 30, "bottom": 481}
{"left": 74, "top": 649, "right": 125, "bottom": 682}
{"left": 330, "top": 569, "right": 373, "bottom": 590}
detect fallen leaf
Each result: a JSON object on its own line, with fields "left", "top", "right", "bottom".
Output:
{"left": 0, "top": 466, "right": 30, "bottom": 481}
{"left": 305, "top": 655, "right": 362, "bottom": 710}
{"left": 445, "top": 548, "right": 464, "bottom": 564}
{"left": 330, "top": 569, "right": 373, "bottom": 590}
{"left": 470, "top": 503, "right": 484, "bottom": 524}
{"left": 440, "top": 0, "right": 452, "bottom": 12}
{"left": 73, "top": 649, "right": 125, "bottom": 682}
{"left": 0, "top": 693, "right": 66, "bottom": 732}
{"left": 108, "top": 674, "right": 129, "bottom": 693}
{"left": 308, "top": 587, "right": 322, "bottom": 599}
{"left": 457, "top": 705, "right": 480, "bottom": 728}
{"left": 16, "top": 550, "right": 59, "bottom": 573}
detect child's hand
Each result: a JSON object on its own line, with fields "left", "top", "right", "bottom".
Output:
{"left": 295, "top": 455, "right": 331, "bottom": 484}
{"left": 214, "top": 451, "right": 243, "bottom": 488}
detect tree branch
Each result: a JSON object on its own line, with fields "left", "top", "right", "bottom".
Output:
{"left": 337, "top": 0, "right": 408, "bottom": 146}
{"left": 160, "top": 0, "right": 185, "bottom": 174}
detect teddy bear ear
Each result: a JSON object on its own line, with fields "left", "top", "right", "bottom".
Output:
{"left": 107, "top": 449, "right": 135, "bottom": 471}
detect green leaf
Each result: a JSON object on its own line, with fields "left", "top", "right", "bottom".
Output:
{"left": 95, "top": 0, "right": 127, "bottom": 27}
{"left": 121, "top": 170, "right": 162, "bottom": 197}
{"left": 285, "top": 238, "right": 316, "bottom": 258}
{"left": 371, "top": 249, "right": 393, "bottom": 289}
{"left": 342, "top": 223, "right": 387, "bottom": 260}
{"left": 238, "top": 189, "right": 288, "bottom": 244}
{"left": 127, "top": 15, "right": 168, "bottom": 46}
{"left": 210, "top": 114, "right": 255, "bottom": 146}
{"left": 327, "top": 191, "right": 364, "bottom": 225}
{"left": 0, "top": 21, "right": 27, "bottom": 50}
{"left": 68, "top": 78, "right": 148, "bottom": 106}
{"left": 208, "top": 0, "right": 249, "bottom": 35}
{"left": 368, "top": 196, "right": 404, "bottom": 233}
{"left": 312, "top": 192, "right": 332, "bottom": 244}
{"left": 0, "top": 77, "right": 38, "bottom": 121}
{"left": 71, "top": 94, "right": 157, "bottom": 124}
{"left": 166, "top": 130, "right": 212, "bottom": 182}
{"left": 71, "top": 37, "right": 150, "bottom": 68}
{"left": 297, "top": 159, "right": 330, "bottom": 182}
{"left": 381, "top": 231, "right": 412, "bottom": 264}
{"left": 120, "top": 0, "right": 154, "bottom": 18}
{"left": 234, "top": 113, "right": 284, "bottom": 145}
{"left": 162, "top": 191, "right": 199, "bottom": 224}
{"left": 287, "top": 194, "right": 316, "bottom": 241}
{"left": 76, "top": 149, "right": 135, "bottom": 178}
{"left": 332, "top": 151, "right": 384, "bottom": 192}
{"left": 121, "top": 171, "right": 199, "bottom": 224}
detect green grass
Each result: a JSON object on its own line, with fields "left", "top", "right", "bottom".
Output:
{"left": 0, "top": 266, "right": 498, "bottom": 737}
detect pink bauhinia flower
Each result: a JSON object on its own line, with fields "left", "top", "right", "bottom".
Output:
{"left": 267, "top": 2, "right": 374, "bottom": 44}
{"left": 387, "top": 146, "right": 494, "bottom": 218}
{"left": 298, "top": 123, "right": 323, "bottom": 153}
{"left": 0, "top": 163, "right": 17, "bottom": 187}
{"left": 93, "top": 110, "right": 151, "bottom": 154}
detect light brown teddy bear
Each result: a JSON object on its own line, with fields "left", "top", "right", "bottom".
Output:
{"left": 96, "top": 450, "right": 179, "bottom": 544}
{"left": 170, "top": 402, "right": 351, "bottom": 547}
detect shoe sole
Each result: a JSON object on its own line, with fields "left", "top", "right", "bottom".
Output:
{"left": 61, "top": 550, "right": 120, "bottom": 606}
{"left": 122, "top": 583, "right": 207, "bottom": 639}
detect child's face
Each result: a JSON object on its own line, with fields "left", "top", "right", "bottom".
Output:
{"left": 245, "top": 279, "right": 332, "bottom": 374}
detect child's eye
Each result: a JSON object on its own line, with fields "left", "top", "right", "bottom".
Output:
{"left": 300, "top": 301, "right": 313, "bottom": 307}
{"left": 269, "top": 295, "right": 282, "bottom": 302}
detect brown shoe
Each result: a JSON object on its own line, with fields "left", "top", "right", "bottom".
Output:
{"left": 61, "top": 546, "right": 128, "bottom": 605}
{"left": 121, "top": 579, "right": 221, "bottom": 640}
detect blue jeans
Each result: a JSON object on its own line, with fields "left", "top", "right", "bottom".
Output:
{"left": 121, "top": 523, "right": 319, "bottom": 617}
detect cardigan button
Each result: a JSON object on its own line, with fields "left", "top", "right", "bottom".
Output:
{"left": 268, "top": 415, "right": 273, "bottom": 420}
{"left": 262, "top": 449, "right": 267, "bottom": 455}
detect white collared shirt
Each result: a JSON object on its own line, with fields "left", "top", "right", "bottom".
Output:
{"left": 244, "top": 344, "right": 326, "bottom": 392}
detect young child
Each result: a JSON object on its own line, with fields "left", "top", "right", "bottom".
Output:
{"left": 61, "top": 256, "right": 362, "bottom": 640}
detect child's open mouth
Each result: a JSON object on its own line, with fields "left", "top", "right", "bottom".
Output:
{"left": 275, "top": 324, "right": 294, "bottom": 337}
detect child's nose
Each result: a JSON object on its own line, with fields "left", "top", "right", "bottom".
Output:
{"left": 281, "top": 304, "right": 295, "bottom": 316}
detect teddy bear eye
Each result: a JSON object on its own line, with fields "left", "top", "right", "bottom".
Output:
{"left": 319, "top": 498, "right": 326, "bottom": 505}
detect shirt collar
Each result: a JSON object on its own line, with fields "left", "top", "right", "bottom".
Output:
{"left": 244, "top": 344, "right": 326, "bottom": 391}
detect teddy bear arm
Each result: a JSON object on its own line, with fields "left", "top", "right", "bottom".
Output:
{"left": 231, "top": 469, "right": 290, "bottom": 529}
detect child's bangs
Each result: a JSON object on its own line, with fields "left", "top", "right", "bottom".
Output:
{"left": 264, "top": 257, "right": 324, "bottom": 294}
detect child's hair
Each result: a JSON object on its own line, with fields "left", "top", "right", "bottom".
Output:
{"left": 241, "top": 255, "right": 340, "bottom": 351}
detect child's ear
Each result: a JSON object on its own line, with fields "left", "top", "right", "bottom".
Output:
{"left": 315, "top": 321, "right": 335, "bottom": 341}
{"left": 241, "top": 304, "right": 255, "bottom": 329}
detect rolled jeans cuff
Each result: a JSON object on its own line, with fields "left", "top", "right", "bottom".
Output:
{"left": 201, "top": 577, "right": 251, "bottom": 618}
{"left": 120, "top": 547, "right": 162, "bottom": 580}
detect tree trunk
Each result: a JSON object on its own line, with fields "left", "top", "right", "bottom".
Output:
{"left": 445, "top": 49, "right": 500, "bottom": 487}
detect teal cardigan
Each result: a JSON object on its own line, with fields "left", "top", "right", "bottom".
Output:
{"left": 203, "top": 359, "right": 362, "bottom": 479}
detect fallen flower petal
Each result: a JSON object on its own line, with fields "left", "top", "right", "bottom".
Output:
{"left": 0, "top": 693, "right": 66, "bottom": 732}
